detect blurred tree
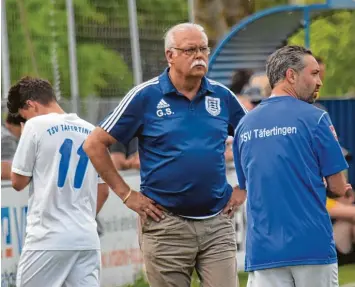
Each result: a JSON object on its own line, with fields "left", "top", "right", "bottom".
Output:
{"left": 5, "top": 0, "right": 353, "bottom": 98}
{"left": 193, "top": 0, "right": 251, "bottom": 47}
{"left": 137, "top": 0, "right": 188, "bottom": 27}
{"left": 290, "top": 10, "right": 355, "bottom": 97}
{"left": 193, "top": 0, "right": 290, "bottom": 47}
{"left": 91, "top": 0, "right": 188, "bottom": 30}
{"left": 83, "top": 0, "right": 189, "bottom": 83}
{"left": 5, "top": 0, "right": 133, "bottom": 98}
{"left": 193, "top": 0, "right": 354, "bottom": 97}
{"left": 193, "top": 0, "right": 326, "bottom": 47}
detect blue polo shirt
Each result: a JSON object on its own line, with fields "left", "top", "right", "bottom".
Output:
{"left": 100, "top": 69, "right": 247, "bottom": 216}
{"left": 233, "top": 96, "right": 348, "bottom": 271}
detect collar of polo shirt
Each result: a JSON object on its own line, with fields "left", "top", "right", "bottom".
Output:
{"left": 159, "top": 68, "right": 215, "bottom": 96}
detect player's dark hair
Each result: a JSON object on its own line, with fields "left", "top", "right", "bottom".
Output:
{"left": 6, "top": 113, "right": 26, "bottom": 126}
{"left": 7, "top": 76, "right": 56, "bottom": 115}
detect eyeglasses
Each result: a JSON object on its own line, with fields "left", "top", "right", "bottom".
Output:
{"left": 170, "top": 46, "right": 211, "bottom": 56}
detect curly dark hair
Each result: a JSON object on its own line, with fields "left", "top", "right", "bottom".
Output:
{"left": 7, "top": 76, "right": 56, "bottom": 115}
{"left": 5, "top": 113, "right": 26, "bottom": 126}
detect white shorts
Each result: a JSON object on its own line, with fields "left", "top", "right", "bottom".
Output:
{"left": 16, "top": 250, "right": 101, "bottom": 287}
{"left": 247, "top": 263, "right": 338, "bottom": 287}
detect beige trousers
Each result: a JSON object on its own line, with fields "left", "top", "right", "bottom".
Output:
{"left": 140, "top": 212, "right": 239, "bottom": 287}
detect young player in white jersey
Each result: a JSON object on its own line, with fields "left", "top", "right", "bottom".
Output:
{"left": 7, "top": 77, "right": 109, "bottom": 287}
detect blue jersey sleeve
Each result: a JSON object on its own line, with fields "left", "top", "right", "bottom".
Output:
{"left": 314, "top": 112, "right": 348, "bottom": 177}
{"left": 228, "top": 91, "right": 247, "bottom": 136}
{"left": 100, "top": 88, "right": 144, "bottom": 145}
{"left": 233, "top": 125, "right": 247, "bottom": 190}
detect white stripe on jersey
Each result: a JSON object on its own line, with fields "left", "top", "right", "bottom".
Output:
{"left": 208, "top": 79, "right": 249, "bottom": 114}
{"left": 101, "top": 77, "right": 159, "bottom": 132}
{"left": 317, "top": 111, "right": 327, "bottom": 124}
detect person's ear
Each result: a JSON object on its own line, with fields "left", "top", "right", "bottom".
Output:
{"left": 25, "top": 100, "right": 40, "bottom": 113}
{"left": 285, "top": 68, "right": 298, "bottom": 85}
{"left": 166, "top": 49, "right": 174, "bottom": 67}
{"left": 25, "top": 100, "right": 35, "bottom": 109}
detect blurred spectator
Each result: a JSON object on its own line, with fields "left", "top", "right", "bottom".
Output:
{"left": 326, "top": 151, "right": 355, "bottom": 265}
{"left": 316, "top": 56, "right": 353, "bottom": 258}
{"left": 229, "top": 69, "right": 255, "bottom": 111}
{"left": 225, "top": 69, "right": 254, "bottom": 163}
{"left": 232, "top": 71, "right": 272, "bottom": 111}
{"left": 312, "top": 56, "right": 352, "bottom": 175}
{"left": 313, "top": 56, "right": 326, "bottom": 108}
{"left": 240, "top": 86, "right": 265, "bottom": 109}
{"left": 1, "top": 126, "right": 17, "bottom": 180}
{"left": 327, "top": 189, "right": 355, "bottom": 265}
{"left": 229, "top": 69, "right": 253, "bottom": 95}
{"left": 342, "top": 147, "right": 352, "bottom": 162}
{"left": 110, "top": 137, "right": 140, "bottom": 170}
{"left": 237, "top": 94, "right": 255, "bottom": 111}
{"left": 226, "top": 71, "right": 269, "bottom": 163}
{"left": 225, "top": 69, "right": 252, "bottom": 164}
{"left": 5, "top": 113, "right": 25, "bottom": 138}
{"left": 1, "top": 114, "right": 25, "bottom": 179}
{"left": 315, "top": 56, "right": 326, "bottom": 82}
{"left": 249, "top": 72, "right": 272, "bottom": 98}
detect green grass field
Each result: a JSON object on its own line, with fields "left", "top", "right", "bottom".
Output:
{"left": 339, "top": 264, "right": 355, "bottom": 286}
{"left": 125, "top": 264, "right": 355, "bottom": 287}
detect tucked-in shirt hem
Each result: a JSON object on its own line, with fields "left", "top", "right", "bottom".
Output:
{"left": 180, "top": 209, "right": 222, "bottom": 219}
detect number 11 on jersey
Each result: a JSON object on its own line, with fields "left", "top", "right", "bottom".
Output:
{"left": 57, "top": 138, "right": 89, "bottom": 189}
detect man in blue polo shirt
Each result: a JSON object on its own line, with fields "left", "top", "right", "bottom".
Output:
{"left": 233, "top": 45, "right": 351, "bottom": 287}
{"left": 84, "top": 23, "right": 247, "bottom": 287}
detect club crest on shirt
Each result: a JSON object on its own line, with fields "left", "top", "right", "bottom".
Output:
{"left": 329, "top": 125, "right": 338, "bottom": 141}
{"left": 205, "top": 96, "right": 221, "bottom": 116}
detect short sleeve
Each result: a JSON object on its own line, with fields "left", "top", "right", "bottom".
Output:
{"left": 314, "top": 112, "right": 348, "bottom": 177}
{"left": 98, "top": 175, "right": 105, "bottom": 184}
{"left": 11, "top": 122, "right": 37, "bottom": 177}
{"left": 233, "top": 125, "right": 247, "bottom": 190}
{"left": 100, "top": 88, "right": 144, "bottom": 145}
{"left": 228, "top": 91, "right": 247, "bottom": 136}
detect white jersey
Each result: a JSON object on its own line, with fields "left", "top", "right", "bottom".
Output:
{"left": 12, "top": 113, "right": 103, "bottom": 251}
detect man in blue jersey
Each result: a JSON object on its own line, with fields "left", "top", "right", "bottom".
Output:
{"left": 233, "top": 45, "right": 351, "bottom": 287}
{"left": 84, "top": 23, "right": 247, "bottom": 287}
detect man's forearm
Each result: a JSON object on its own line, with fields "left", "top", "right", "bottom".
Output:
{"left": 11, "top": 173, "right": 31, "bottom": 191}
{"left": 326, "top": 172, "right": 347, "bottom": 197}
{"left": 328, "top": 202, "right": 355, "bottom": 223}
{"left": 1, "top": 161, "right": 12, "bottom": 180}
{"left": 84, "top": 142, "right": 129, "bottom": 200}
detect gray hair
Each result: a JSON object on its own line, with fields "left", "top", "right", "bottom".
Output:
{"left": 266, "top": 45, "right": 313, "bottom": 89}
{"left": 164, "top": 23, "right": 208, "bottom": 51}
